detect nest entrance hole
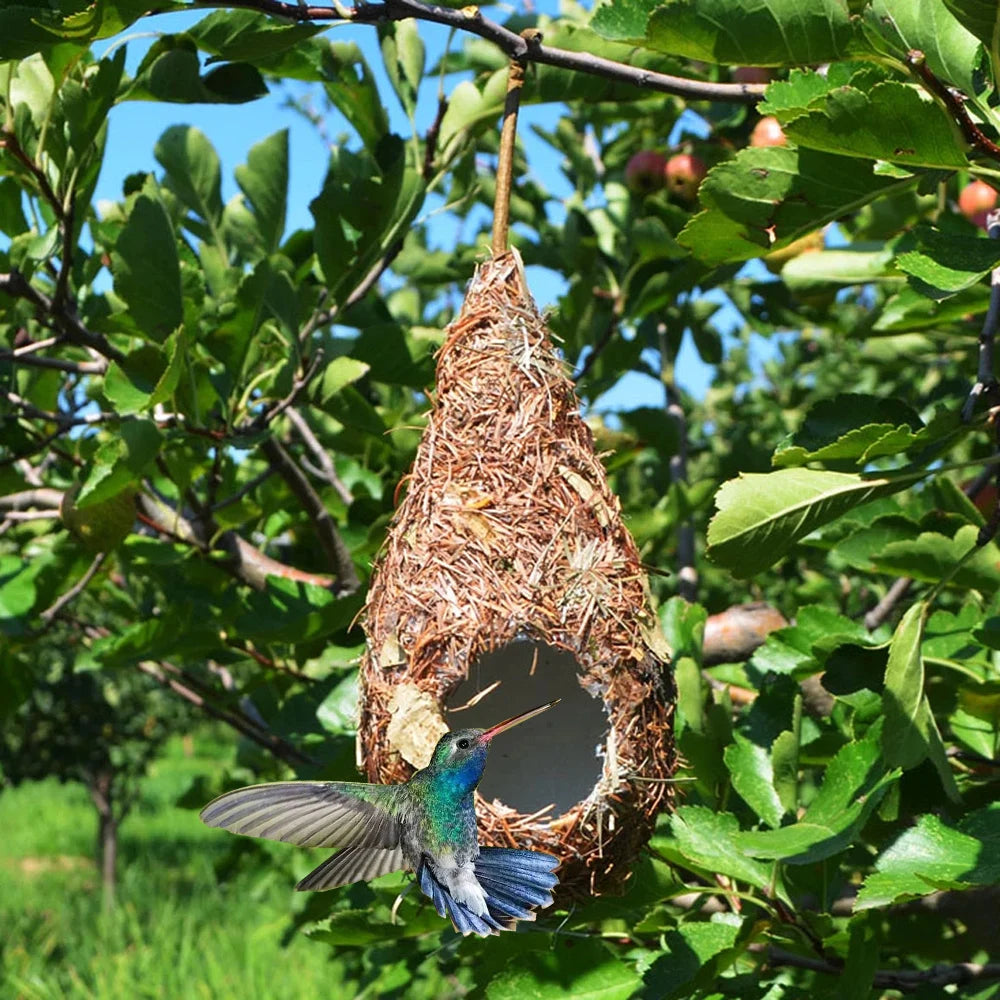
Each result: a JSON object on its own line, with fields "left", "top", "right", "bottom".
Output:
{"left": 444, "top": 640, "right": 605, "bottom": 816}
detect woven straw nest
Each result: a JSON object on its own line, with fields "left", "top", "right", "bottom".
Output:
{"left": 358, "top": 249, "right": 675, "bottom": 900}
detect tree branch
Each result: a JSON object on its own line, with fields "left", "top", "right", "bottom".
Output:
{"left": 285, "top": 407, "right": 353, "bottom": 506}
{"left": 260, "top": 436, "right": 361, "bottom": 594}
{"left": 0, "top": 488, "right": 65, "bottom": 510}
{"left": 39, "top": 552, "right": 107, "bottom": 625}
{"left": 136, "top": 490, "right": 338, "bottom": 590}
{"left": 0, "top": 270, "right": 126, "bottom": 364}
{"left": 187, "top": 0, "right": 765, "bottom": 105}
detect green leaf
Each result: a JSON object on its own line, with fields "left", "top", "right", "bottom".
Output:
{"left": 102, "top": 332, "right": 185, "bottom": 415}
{"left": 724, "top": 734, "right": 785, "bottom": 828}
{"left": 0, "top": 554, "right": 50, "bottom": 630}
{"left": 111, "top": 193, "right": 183, "bottom": 342}
{"left": 379, "top": 21, "right": 424, "bottom": 118}
{"left": 185, "top": 9, "right": 326, "bottom": 61}
{"left": 60, "top": 48, "right": 126, "bottom": 157}
{"left": 310, "top": 136, "right": 425, "bottom": 308}
{"left": 836, "top": 915, "right": 879, "bottom": 1000}
{"left": 873, "top": 525, "right": 1000, "bottom": 592}
{"left": 641, "top": 918, "right": 742, "bottom": 999}
{"left": 881, "top": 602, "right": 928, "bottom": 770}
{"left": 135, "top": 46, "right": 267, "bottom": 104}
{"left": 155, "top": 125, "right": 223, "bottom": 225}
{"left": 235, "top": 129, "right": 288, "bottom": 254}
{"left": 896, "top": 226, "right": 1000, "bottom": 299}
{"left": 486, "top": 939, "right": 640, "bottom": 1000}
{"left": 321, "top": 43, "right": 390, "bottom": 149}
{"left": 783, "top": 82, "right": 969, "bottom": 168}
{"left": 862, "top": 0, "right": 983, "bottom": 99}
{"left": 771, "top": 725, "right": 800, "bottom": 814}
{"left": 781, "top": 245, "right": 901, "bottom": 290}
{"left": 707, "top": 468, "right": 923, "bottom": 577}
{"left": 77, "top": 420, "right": 163, "bottom": 506}
{"left": 593, "top": 0, "right": 855, "bottom": 64}
{"left": 856, "top": 803, "right": 1000, "bottom": 909}
{"left": 678, "top": 147, "right": 903, "bottom": 266}
{"left": 314, "top": 357, "right": 371, "bottom": 406}
{"left": 736, "top": 729, "right": 899, "bottom": 863}
{"left": 0, "top": 177, "right": 29, "bottom": 235}
{"left": 306, "top": 906, "right": 444, "bottom": 945}
{"left": 668, "top": 806, "right": 782, "bottom": 897}
{"left": 943, "top": 0, "right": 1000, "bottom": 51}
{"left": 773, "top": 393, "right": 924, "bottom": 467}
{"left": 236, "top": 579, "right": 363, "bottom": 644}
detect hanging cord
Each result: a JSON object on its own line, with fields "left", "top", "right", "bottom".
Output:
{"left": 491, "top": 53, "right": 528, "bottom": 256}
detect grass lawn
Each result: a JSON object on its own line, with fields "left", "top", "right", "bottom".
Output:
{"left": 0, "top": 732, "right": 355, "bottom": 999}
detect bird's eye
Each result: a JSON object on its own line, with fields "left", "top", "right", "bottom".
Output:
{"left": 456, "top": 738, "right": 470, "bottom": 750}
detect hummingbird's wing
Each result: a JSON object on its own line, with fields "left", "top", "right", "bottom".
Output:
{"left": 200, "top": 781, "right": 402, "bottom": 850}
{"left": 296, "top": 843, "right": 408, "bottom": 891}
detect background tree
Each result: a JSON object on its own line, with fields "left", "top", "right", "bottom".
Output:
{"left": 2, "top": 0, "right": 1000, "bottom": 996}
{"left": 0, "top": 651, "right": 191, "bottom": 909}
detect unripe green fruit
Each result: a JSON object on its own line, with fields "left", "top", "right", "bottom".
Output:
{"left": 61, "top": 484, "right": 137, "bottom": 552}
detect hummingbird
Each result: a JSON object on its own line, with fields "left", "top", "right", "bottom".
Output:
{"left": 200, "top": 699, "right": 560, "bottom": 936}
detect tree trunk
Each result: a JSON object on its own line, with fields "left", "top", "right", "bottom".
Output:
{"left": 89, "top": 770, "right": 118, "bottom": 911}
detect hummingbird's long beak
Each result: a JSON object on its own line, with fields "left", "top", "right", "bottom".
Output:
{"left": 478, "top": 699, "right": 560, "bottom": 744}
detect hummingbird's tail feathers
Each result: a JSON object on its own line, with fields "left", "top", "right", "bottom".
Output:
{"left": 475, "top": 847, "right": 560, "bottom": 914}
{"left": 417, "top": 862, "right": 510, "bottom": 936}
{"left": 199, "top": 781, "right": 401, "bottom": 849}
{"left": 297, "top": 845, "right": 408, "bottom": 891}
{"left": 415, "top": 848, "right": 560, "bottom": 937}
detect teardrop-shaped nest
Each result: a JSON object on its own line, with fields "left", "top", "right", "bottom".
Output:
{"left": 359, "top": 249, "right": 675, "bottom": 899}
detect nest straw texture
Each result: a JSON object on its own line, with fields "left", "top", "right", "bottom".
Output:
{"left": 359, "top": 249, "right": 675, "bottom": 898}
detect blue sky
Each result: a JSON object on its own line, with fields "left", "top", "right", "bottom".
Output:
{"left": 92, "top": 3, "right": 737, "bottom": 408}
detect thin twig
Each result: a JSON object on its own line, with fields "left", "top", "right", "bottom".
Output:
{"left": 300, "top": 242, "right": 406, "bottom": 341}
{"left": 492, "top": 54, "right": 527, "bottom": 256}
{"left": 754, "top": 944, "right": 1000, "bottom": 993}
{"left": 864, "top": 576, "right": 914, "bottom": 631}
{"left": 658, "top": 325, "right": 697, "bottom": 601}
{"left": 210, "top": 466, "right": 276, "bottom": 512}
{"left": 186, "top": 0, "right": 765, "bottom": 104}
{"left": 963, "top": 209, "right": 1000, "bottom": 421}
{"left": 39, "top": 552, "right": 107, "bottom": 624}
{"left": 0, "top": 129, "right": 64, "bottom": 219}
{"left": 135, "top": 660, "right": 317, "bottom": 767}
{"left": 907, "top": 50, "right": 1000, "bottom": 165}
{"left": 285, "top": 407, "right": 353, "bottom": 505}
{"left": 260, "top": 436, "right": 360, "bottom": 594}
{"left": 248, "top": 350, "right": 324, "bottom": 430}
{"left": 0, "top": 350, "right": 106, "bottom": 374}
{"left": 422, "top": 94, "right": 449, "bottom": 181}
{"left": 573, "top": 305, "right": 620, "bottom": 382}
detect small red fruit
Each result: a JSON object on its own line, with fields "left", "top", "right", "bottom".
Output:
{"left": 732, "top": 67, "right": 771, "bottom": 85}
{"left": 750, "top": 116, "right": 787, "bottom": 148}
{"left": 624, "top": 150, "right": 668, "bottom": 195}
{"left": 958, "top": 179, "right": 999, "bottom": 229}
{"left": 664, "top": 153, "right": 707, "bottom": 201}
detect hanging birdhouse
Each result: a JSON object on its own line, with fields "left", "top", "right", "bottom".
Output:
{"left": 358, "top": 249, "right": 676, "bottom": 900}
